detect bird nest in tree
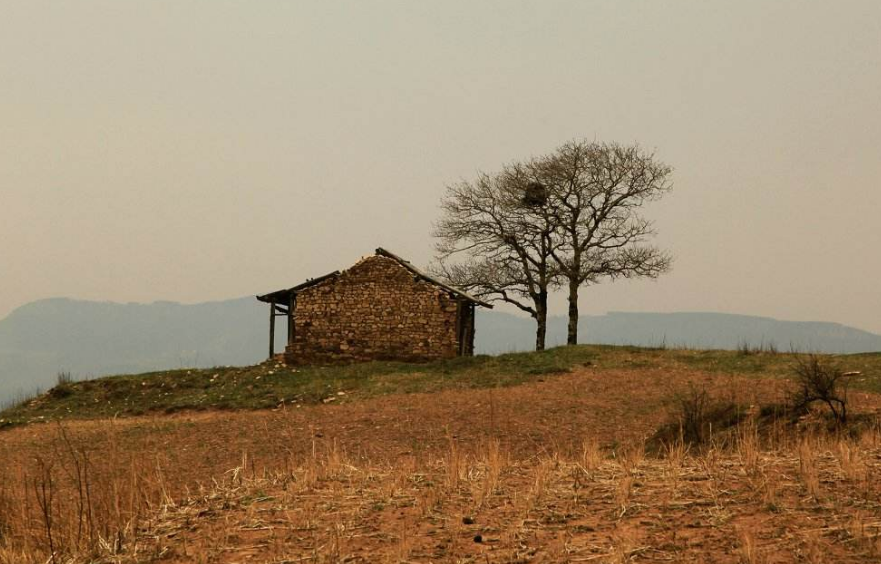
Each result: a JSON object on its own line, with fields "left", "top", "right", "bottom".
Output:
{"left": 522, "top": 182, "right": 548, "bottom": 207}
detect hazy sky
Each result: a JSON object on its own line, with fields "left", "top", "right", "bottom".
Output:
{"left": 2, "top": 1, "right": 880, "bottom": 333}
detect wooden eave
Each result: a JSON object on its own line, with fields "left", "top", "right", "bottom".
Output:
{"left": 256, "top": 271, "right": 340, "bottom": 304}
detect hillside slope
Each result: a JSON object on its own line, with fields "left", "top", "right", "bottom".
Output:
{"left": 4, "top": 346, "right": 881, "bottom": 563}
{"left": 3, "top": 344, "right": 881, "bottom": 430}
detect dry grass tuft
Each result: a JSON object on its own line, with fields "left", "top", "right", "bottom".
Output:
{"left": 737, "top": 420, "right": 761, "bottom": 477}
{"left": 738, "top": 529, "right": 766, "bottom": 564}
{"left": 580, "top": 435, "right": 604, "bottom": 476}
{"left": 798, "top": 436, "right": 822, "bottom": 500}
{"left": 0, "top": 422, "right": 172, "bottom": 563}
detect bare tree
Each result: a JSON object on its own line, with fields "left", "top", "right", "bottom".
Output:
{"left": 790, "top": 355, "right": 853, "bottom": 425}
{"left": 537, "top": 141, "right": 673, "bottom": 345}
{"left": 433, "top": 140, "right": 671, "bottom": 350}
{"left": 432, "top": 170, "right": 561, "bottom": 351}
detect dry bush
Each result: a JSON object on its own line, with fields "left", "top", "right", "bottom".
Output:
{"left": 790, "top": 355, "right": 851, "bottom": 425}
{"left": 663, "top": 383, "right": 744, "bottom": 447}
{"left": 675, "top": 383, "right": 710, "bottom": 444}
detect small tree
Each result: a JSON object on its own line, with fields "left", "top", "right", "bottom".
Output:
{"left": 433, "top": 139, "right": 672, "bottom": 349}
{"left": 790, "top": 355, "right": 851, "bottom": 425}
{"left": 433, "top": 170, "right": 561, "bottom": 351}
{"left": 537, "top": 141, "right": 673, "bottom": 345}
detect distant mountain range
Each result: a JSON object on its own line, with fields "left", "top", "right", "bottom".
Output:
{"left": 478, "top": 311, "right": 881, "bottom": 355}
{"left": 2, "top": 297, "right": 879, "bottom": 406}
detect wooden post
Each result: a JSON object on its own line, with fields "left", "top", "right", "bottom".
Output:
{"left": 455, "top": 299, "right": 465, "bottom": 356}
{"left": 467, "top": 303, "right": 476, "bottom": 356}
{"left": 287, "top": 295, "right": 295, "bottom": 346}
{"left": 269, "top": 301, "right": 276, "bottom": 359}
{"left": 460, "top": 302, "right": 473, "bottom": 356}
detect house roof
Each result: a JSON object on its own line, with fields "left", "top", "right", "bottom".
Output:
{"left": 373, "top": 248, "right": 492, "bottom": 308}
{"left": 256, "top": 248, "right": 493, "bottom": 308}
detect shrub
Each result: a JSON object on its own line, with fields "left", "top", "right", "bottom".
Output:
{"left": 665, "top": 383, "right": 744, "bottom": 446}
{"left": 790, "top": 355, "right": 850, "bottom": 425}
{"left": 675, "top": 383, "right": 709, "bottom": 444}
{"left": 737, "top": 339, "right": 778, "bottom": 356}
{"left": 48, "top": 371, "right": 75, "bottom": 400}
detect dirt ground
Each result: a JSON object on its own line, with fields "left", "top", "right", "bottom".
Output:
{"left": 1, "top": 368, "right": 793, "bottom": 480}
{"left": 3, "top": 367, "right": 881, "bottom": 563}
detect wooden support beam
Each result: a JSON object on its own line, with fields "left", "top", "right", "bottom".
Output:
{"left": 467, "top": 303, "right": 476, "bottom": 356}
{"left": 269, "top": 302, "right": 276, "bottom": 359}
{"left": 460, "top": 302, "right": 473, "bottom": 357}
{"left": 455, "top": 299, "right": 466, "bottom": 356}
{"left": 287, "top": 295, "right": 295, "bottom": 346}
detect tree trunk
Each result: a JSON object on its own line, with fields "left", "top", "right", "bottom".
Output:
{"left": 566, "top": 279, "right": 579, "bottom": 345}
{"left": 534, "top": 290, "right": 548, "bottom": 351}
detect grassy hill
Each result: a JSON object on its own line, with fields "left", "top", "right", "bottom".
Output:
{"left": 4, "top": 344, "right": 881, "bottom": 430}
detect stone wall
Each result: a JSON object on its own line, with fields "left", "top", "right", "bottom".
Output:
{"left": 284, "top": 255, "right": 461, "bottom": 364}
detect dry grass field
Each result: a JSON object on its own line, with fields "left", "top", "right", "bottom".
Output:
{"left": 2, "top": 347, "right": 881, "bottom": 563}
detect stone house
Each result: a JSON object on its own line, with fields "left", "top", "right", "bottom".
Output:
{"left": 256, "top": 248, "right": 492, "bottom": 365}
